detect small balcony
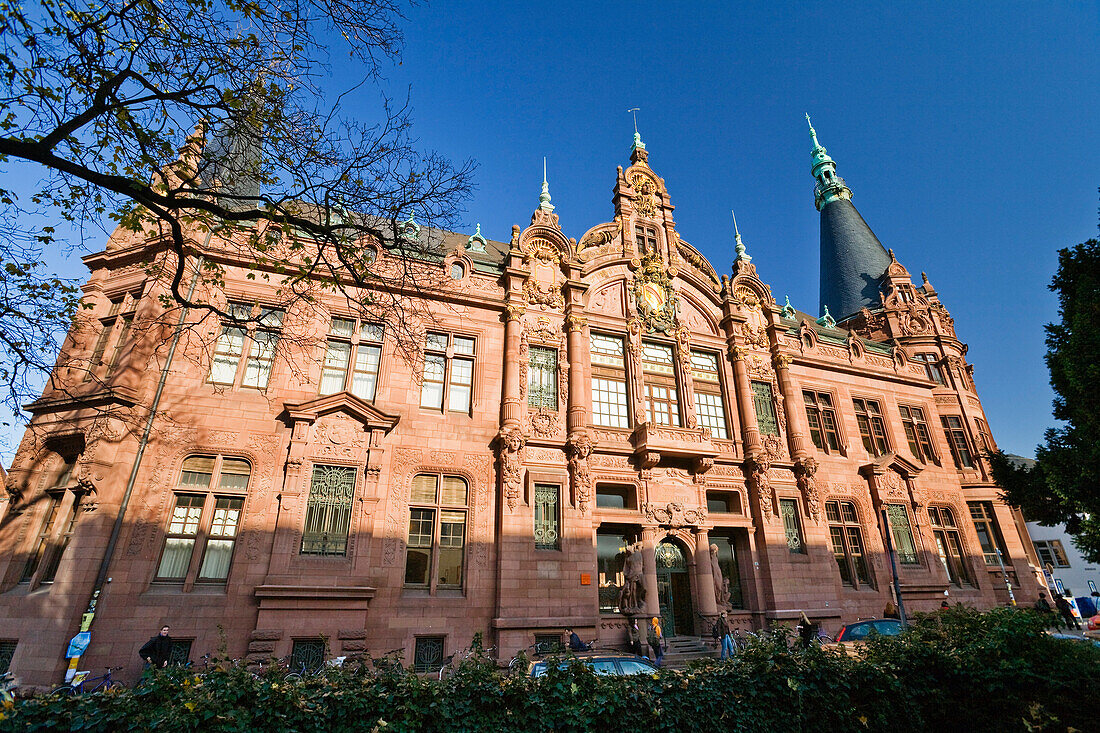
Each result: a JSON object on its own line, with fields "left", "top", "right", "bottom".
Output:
{"left": 631, "top": 422, "right": 718, "bottom": 463}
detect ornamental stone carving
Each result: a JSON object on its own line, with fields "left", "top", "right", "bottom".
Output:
{"left": 530, "top": 410, "right": 560, "bottom": 438}
{"left": 643, "top": 501, "right": 707, "bottom": 528}
{"left": 497, "top": 428, "right": 526, "bottom": 512}
{"left": 794, "top": 457, "right": 821, "bottom": 521}
{"left": 631, "top": 251, "right": 679, "bottom": 334}
{"left": 566, "top": 432, "right": 594, "bottom": 514}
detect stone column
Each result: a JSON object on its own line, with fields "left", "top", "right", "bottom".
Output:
{"left": 728, "top": 345, "right": 762, "bottom": 456}
{"left": 565, "top": 313, "right": 589, "bottom": 434}
{"left": 773, "top": 354, "right": 810, "bottom": 460}
{"left": 693, "top": 528, "right": 718, "bottom": 617}
{"left": 501, "top": 305, "right": 525, "bottom": 430}
{"left": 641, "top": 528, "right": 661, "bottom": 619}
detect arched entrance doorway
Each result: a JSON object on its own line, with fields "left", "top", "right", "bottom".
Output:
{"left": 655, "top": 540, "right": 694, "bottom": 636}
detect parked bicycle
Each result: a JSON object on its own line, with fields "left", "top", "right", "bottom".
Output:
{"left": 48, "top": 666, "right": 124, "bottom": 696}
{"left": 506, "top": 640, "right": 565, "bottom": 674}
{"left": 437, "top": 645, "right": 496, "bottom": 680}
{"left": 284, "top": 655, "right": 347, "bottom": 683}
{"left": 1, "top": 672, "right": 17, "bottom": 704}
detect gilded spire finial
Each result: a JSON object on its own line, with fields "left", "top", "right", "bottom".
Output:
{"left": 732, "top": 210, "right": 751, "bottom": 264}
{"left": 539, "top": 157, "right": 554, "bottom": 212}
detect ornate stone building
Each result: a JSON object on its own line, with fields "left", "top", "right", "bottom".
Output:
{"left": 0, "top": 122, "right": 1040, "bottom": 685}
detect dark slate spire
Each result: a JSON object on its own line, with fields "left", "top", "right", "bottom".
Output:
{"left": 807, "top": 116, "right": 892, "bottom": 322}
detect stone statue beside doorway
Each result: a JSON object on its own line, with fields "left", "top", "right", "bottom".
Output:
{"left": 618, "top": 541, "right": 646, "bottom": 614}
{"left": 710, "top": 544, "right": 731, "bottom": 609}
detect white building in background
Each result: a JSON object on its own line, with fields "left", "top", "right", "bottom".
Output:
{"left": 1027, "top": 522, "right": 1100, "bottom": 601}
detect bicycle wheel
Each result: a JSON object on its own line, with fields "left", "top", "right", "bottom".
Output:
{"left": 283, "top": 673, "right": 304, "bottom": 684}
{"left": 47, "top": 685, "right": 75, "bottom": 697}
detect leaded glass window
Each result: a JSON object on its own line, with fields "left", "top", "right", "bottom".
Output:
{"left": 301, "top": 464, "right": 356, "bottom": 555}
{"left": 752, "top": 381, "right": 779, "bottom": 436}
{"left": 534, "top": 484, "right": 560, "bottom": 550}
{"left": 0, "top": 641, "right": 15, "bottom": 674}
{"left": 780, "top": 498, "right": 804, "bottom": 554}
{"left": 886, "top": 504, "right": 920, "bottom": 565}
{"left": 527, "top": 346, "right": 558, "bottom": 409}
{"left": 291, "top": 639, "right": 325, "bottom": 672}
{"left": 413, "top": 637, "right": 444, "bottom": 673}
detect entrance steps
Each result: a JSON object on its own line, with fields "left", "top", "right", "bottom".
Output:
{"left": 661, "top": 636, "right": 720, "bottom": 669}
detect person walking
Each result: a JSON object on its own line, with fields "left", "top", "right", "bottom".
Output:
{"left": 647, "top": 617, "right": 666, "bottom": 667}
{"left": 1034, "top": 594, "right": 1055, "bottom": 627}
{"left": 139, "top": 625, "right": 173, "bottom": 670}
{"left": 714, "top": 612, "right": 735, "bottom": 660}
{"left": 1055, "top": 595, "right": 1080, "bottom": 630}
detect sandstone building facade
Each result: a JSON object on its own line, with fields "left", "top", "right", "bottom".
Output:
{"left": 0, "top": 125, "right": 1041, "bottom": 684}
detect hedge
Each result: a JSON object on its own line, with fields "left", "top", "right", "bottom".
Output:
{"left": 2, "top": 607, "right": 1097, "bottom": 732}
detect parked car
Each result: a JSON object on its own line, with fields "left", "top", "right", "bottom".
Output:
{"left": 528, "top": 652, "right": 658, "bottom": 678}
{"left": 822, "top": 618, "right": 905, "bottom": 655}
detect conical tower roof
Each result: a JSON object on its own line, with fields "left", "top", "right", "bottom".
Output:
{"left": 807, "top": 117, "right": 892, "bottom": 322}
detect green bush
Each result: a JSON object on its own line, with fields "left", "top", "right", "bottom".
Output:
{"left": 2, "top": 608, "right": 1096, "bottom": 732}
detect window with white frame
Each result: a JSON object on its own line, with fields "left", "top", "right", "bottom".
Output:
{"left": 405, "top": 474, "right": 468, "bottom": 591}
{"left": 690, "top": 350, "right": 728, "bottom": 439}
{"left": 590, "top": 333, "right": 629, "bottom": 429}
{"left": 642, "top": 341, "right": 680, "bottom": 427}
{"left": 319, "top": 317, "right": 384, "bottom": 400}
{"left": 1033, "top": 539, "right": 1070, "bottom": 569}
{"left": 420, "top": 332, "right": 476, "bottom": 413}
{"left": 209, "top": 303, "right": 284, "bottom": 389}
{"left": 156, "top": 455, "right": 250, "bottom": 582}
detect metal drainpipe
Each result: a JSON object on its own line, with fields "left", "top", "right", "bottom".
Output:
{"left": 65, "top": 244, "right": 208, "bottom": 679}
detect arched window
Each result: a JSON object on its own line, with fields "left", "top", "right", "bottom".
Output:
{"left": 156, "top": 455, "right": 250, "bottom": 583}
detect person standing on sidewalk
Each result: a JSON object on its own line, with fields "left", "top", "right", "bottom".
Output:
{"left": 139, "top": 625, "right": 173, "bottom": 670}
{"left": 647, "top": 617, "right": 666, "bottom": 667}
{"left": 1055, "top": 595, "right": 1080, "bottom": 630}
{"left": 714, "top": 612, "right": 735, "bottom": 660}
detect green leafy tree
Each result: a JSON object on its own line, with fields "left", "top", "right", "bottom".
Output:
{"left": 990, "top": 232, "right": 1100, "bottom": 563}
{"left": 0, "top": 0, "right": 473, "bottom": 414}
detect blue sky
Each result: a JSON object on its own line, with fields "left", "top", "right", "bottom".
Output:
{"left": 3, "top": 1, "right": 1098, "bottom": 460}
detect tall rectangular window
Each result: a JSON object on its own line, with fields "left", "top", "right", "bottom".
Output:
{"left": 157, "top": 455, "right": 251, "bottom": 580}
{"left": 527, "top": 346, "right": 558, "bottom": 409}
{"left": 420, "top": 332, "right": 475, "bottom": 414}
{"left": 301, "top": 464, "right": 356, "bottom": 556}
{"left": 941, "top": 416, "right": 975, "bottom": 468}
{"left": 968, "top": 501, "right": 1008, "bottom": 567}
{"left": 780, "top": 498, "right": 804, "bottom": 554}
{"left": 929, "top": 506, "right": 972, "bottom": 586}
{"left": 803, "top": 390, "right": 841, "bottom": 453}
{"left": 0, "top": 641, "right": 15, "bottom": 674}
{"left": 826, "top": 500, "right": 873, "bottom": 587}
{"left": 690, "top": 351, "right": 728, "bottom": 439}
{"left": 405, "top": 474, "right": 468, "bottom": 591}
{"left": 591, "top": 333, "right": 629, "bottom": 428}
{"left": 85, "top": 294, "right": 140, "bottom": 380}
{"left": 913, "top": 353, "right": 945, "bottom": 384}
{"left": 751, "top": 381, "right": 779, "bottom": 436}
{"left": 1033, "top": 540, "right": 1070, "bottom": 569}
{"left": 642, "top": 341, "right": 680, "bottom": 427}
{"left": 210, "top": 303, "right": 284, "bottom": 389}
{"left": 885, "top": 504, "right": 920, "bottom": 565}
{"left": 39, "top": 493, "right": 82, "bottom": 583}
{"left": 22, "top": 456, "right": 78, "bottom": 584}
{"left": 974, "top": 418, "right": 993, "bottom": 453}
{"left": 853, "top": 398, "right": 889, "bottom": 455}
{"left": 899, "top": 405, "right": 937, "bottom": 464}
{"left": 533, "top": 484, "right": 560, "bottom": 550}
{"left": 596, "top": 532, "right": 632, "bottom": 613}
{"left": 319, "top": 318, "right": 384, "bottom": 400}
